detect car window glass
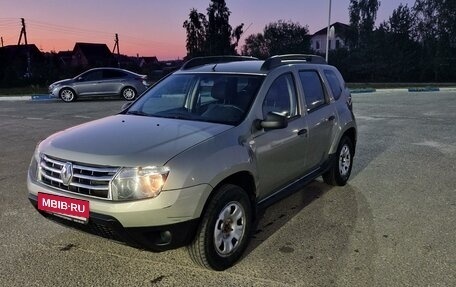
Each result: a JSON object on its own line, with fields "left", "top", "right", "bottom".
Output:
{"left": 324, "top": 69, "right": 342, "bottom": 100}
{"left": 82, "top": 70, "right": 103, "bottom": 81}
{"left": 129, "top": 74, "right": 263, "bottom": 126}
{"left": 299, "top": 71, "right": 326, "bottom": 112}
{"left": 103, "top": 70, "right": 125, "bottom": 79}
{"left": 262, "top": 73, "right": 298, "bottom": 118}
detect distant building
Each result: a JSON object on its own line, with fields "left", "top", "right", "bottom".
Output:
{"left": 310, "top": 22, "right": 350, "bottom": 53}
{"left": 71, "top": 42, "right": 115, "bottom": 68}
{"left": 56, "top": 51, "right": 73, "bottom": 67}
{"left": 0, "top": 44, "right": 44, "bottom": 77}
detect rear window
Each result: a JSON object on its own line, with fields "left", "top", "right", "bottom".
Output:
{"left": 103, "top": 70, "right": 126, "bottom": 79}
{"left": 324, "top": 70, "right": 342, "bottom": 100}
{"left": 299, "top": 71, "right": 326, "bottom": 112}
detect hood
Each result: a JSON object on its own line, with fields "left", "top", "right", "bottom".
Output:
{"left": 51, "top": 78, "right": 73, "bottom": 86}
{"left": 40, "top": 115, "right": 232, "bottom": 167}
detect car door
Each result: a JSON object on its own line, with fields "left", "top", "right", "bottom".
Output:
{"left": 73, "top": 70, "right": 103, "bottom": 96}
{"left": 252, "top": 73, "right": 309, "bottom": 200}
{"left": 298, "top": 70, "right": 337, "bottom": 170}
{"left": 100, "top": 69, "right": 126, "bottom": 95}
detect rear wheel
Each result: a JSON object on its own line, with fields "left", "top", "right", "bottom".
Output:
{"left": 59, "top": 88, "right": 76, "bottom": 102}
{"left": 188, "top": 184, "right": 252, "bottom": 271}
{"left": 121, "top": 87, "right": 137, "bottom": 100}
{"left": 323, "top": 136, "right": 354, "bottom": 186}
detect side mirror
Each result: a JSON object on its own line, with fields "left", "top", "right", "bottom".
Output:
{"left": 254, "top": 112, "right": 288, "bottom": 130}
{"left": 77, "top": 76, "right": 83, "bottom": 81}
{"left": 121, "top": 102, "right": 133, "bottom": 111}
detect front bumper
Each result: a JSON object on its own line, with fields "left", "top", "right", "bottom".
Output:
{"left": 27, "top": 175, "right": 213, "bottom": 250}
{"left": 29, "top": 193, "right": 199, "bottom": 251}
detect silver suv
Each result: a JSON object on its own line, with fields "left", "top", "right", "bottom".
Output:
{"left": 28, "top": 55, "right": 356, "bottom": 270}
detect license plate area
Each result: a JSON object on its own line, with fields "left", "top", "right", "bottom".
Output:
{"left": 38, "top": 192, "right": 90, "bottom": 224}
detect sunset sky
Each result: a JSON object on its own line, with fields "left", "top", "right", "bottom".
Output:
{"left": 1, "top": 0, "right": 415, "bottom": 60}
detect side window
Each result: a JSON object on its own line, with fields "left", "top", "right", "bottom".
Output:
{"left": 103, "top": 69, "right": 125, "bottom": 79}
{"left": 82, "top": 70, "right": 103, "bottom": 81}
{"left": 262, "top": 73, "right": 298, "bottom": 118}
{"left": 299, "top": 71, "right": 326, "bottom": 112}
{"left": 324, "top": 69, "right": 342, "bottom": 100}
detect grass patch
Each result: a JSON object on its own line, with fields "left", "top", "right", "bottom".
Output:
{"left": 347, "top": 82, "right": 456, "bottom": 89}
{"left": 0, "top": 86, "right": 47, "bottom": 96}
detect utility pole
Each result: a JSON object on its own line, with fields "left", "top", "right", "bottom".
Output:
{"left": 17, "top": 18, "right": 32, "bottom": 77}
{"left": 325, "top": 0, "right": 332, "bottom": 63}
{"left": 1, "top": 37, "right": 3, "bottom": 47}
{"left": 18, "top": 18, "right": 28, "bottom": 45}
{"left": 112, "top": 33, "right": 120, "bottom": 67}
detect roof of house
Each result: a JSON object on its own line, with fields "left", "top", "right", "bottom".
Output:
{"left": 0, "top": 44, "right": 44, "bottom": 60}
{"left": 72, "top": 42, "right": 113, "bottom": 63}
{"left": 312, "top": 22, "right": 350, "bottom": 37}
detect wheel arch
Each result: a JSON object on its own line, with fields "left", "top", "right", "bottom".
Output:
{"left": 200, "top": 171, "right": 257, "bottom": 220}
{"left": 342, "top": 127, "right": 357, "bottom": 155}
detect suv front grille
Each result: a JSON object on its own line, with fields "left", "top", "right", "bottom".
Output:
{"left": 39, "top": 154, "right": 119, "bottom": 199}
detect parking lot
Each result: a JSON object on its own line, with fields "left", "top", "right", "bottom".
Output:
{"left": 0, "top": 90, "right": 455, "bottom": 286}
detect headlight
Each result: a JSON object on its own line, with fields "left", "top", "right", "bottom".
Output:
{"left": 28, "top": 145, "right": 42, "bottom": 181}
{"left": 111, "top": 166, "right": 169, "bottom": 201}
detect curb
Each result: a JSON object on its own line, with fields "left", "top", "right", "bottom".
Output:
{"left": 31, "top": 94, "right": 55, "bottom": 100}
{"left": 350, "top": 88, "right": 376, "bottom": 94}
{"left": 407, "top": 87, "right": 440, "bottom": 92}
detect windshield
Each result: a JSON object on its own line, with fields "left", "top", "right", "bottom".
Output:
{"left": 126, "top": 73, "right": 264, "bottom": 125}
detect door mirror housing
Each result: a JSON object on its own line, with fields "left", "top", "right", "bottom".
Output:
{"left": 255, "top": 112, "right": 288, "bottom": 130}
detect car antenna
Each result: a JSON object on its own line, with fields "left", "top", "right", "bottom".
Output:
{"left": 212, "top": 64, "right": 217, "bottom": 71}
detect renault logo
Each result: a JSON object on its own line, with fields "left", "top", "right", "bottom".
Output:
{"left": 61, "top": 162, "right": 73, "bottom": 186}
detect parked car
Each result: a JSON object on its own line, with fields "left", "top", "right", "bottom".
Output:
{"left": 28, "top": 55, "right": 356, "bottom": 270}
{"left": 49, "top": 67, "right": 149, "bottom": 102}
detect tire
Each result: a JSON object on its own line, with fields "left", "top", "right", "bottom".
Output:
{"left": 323, "top": 136, "right": 354, "bottom": 186}
{"left": 59, "top": 88, "right": 76, "bottom": 102}
{"left": 188, "top": 184, "right": 252, "bottom": 271}
{"left": 121, "top": 87, "right": 137, "bottom": 101}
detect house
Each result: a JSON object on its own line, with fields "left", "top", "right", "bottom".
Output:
{"left": 0, "top": 44, "right": 44, "bottom": 78}
{"left": 56, "top": 51, "right": 73, "bottom": 67}
{"left": 71, "top": 42, "right": 115, "bottom": 68}
{"left": 310, "top": 22, "right": 350, "bottom": 53}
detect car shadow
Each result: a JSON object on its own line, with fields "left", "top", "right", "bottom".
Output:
{"left": 245, "top": 179, "right": 331, "bottom": 255}
{"left": 238, "top": 181, "right": 377, "bottom": 285}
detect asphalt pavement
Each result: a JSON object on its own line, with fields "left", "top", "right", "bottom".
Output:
{"left": 0, "top": 91, "right": 455, "bottom": 286}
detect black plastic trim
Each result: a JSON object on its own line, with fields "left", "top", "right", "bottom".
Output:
{"left": 28, "top": 194, "right": 199, "bottom": 251}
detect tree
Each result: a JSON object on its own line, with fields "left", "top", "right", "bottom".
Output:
{"left": 414, "top": 0, "right": 456, "bottom": 81}
{"left": 242, "top": 20, "right": 311, "bottom": 58}
{"left": 183, "top": 0, "right": 243, "bottom": 58}
{"left": 346, "top": 0, "right": 380, "bottom": 81}
{"left": 348, "top": 0, "right": 380, "bottom": 48}
{"left": 242, "top": 33, "right": 268, "bottom": 59}
{"left": 183, "top": 9, "right": 208, "bottom": 58}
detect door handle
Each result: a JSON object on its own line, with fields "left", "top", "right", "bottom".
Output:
{"left": 297, "top": 129, "right": 308, "bottom": 136}
{"left": 327, "top": 115, "right": 335, "bottom": 122}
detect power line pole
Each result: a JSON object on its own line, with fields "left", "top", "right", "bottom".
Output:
{"left": 325, "top": 0, "right": 332, "bottom": 63}
{"left": 18, "top": 18, "right": 28, "bottom": 45}
{"left": 112, "top": 33, "right": 120, "bottom": 67}
{"left": 1, "top": 37, "right": 3, "bottom": 47}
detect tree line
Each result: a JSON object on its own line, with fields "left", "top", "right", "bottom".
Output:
{"left": 184, "top": 0, "right": 456, "bottom": 83}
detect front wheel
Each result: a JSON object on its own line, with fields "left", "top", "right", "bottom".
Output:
{"left": 121, "top": 87, "right": 137, "bottom": 101}
{"left": 323, "top": 136, "right": 354, "bottom": 186}
{"left": 188, "top": 184, "right": 252, "bottom": 271}
{"left": 59, "top": 88, "right": 76, "bottom": 102}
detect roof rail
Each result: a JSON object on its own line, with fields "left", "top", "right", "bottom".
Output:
{"left": 181, "top": 55, "right": 258, "bottom": 70}
{"left": 261, "top": 54, "right": 327, "bottom": 71}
